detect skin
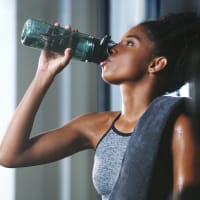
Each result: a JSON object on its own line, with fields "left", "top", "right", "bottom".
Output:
{"left": 0, "top": 24, "right": 200, "bottom": 198}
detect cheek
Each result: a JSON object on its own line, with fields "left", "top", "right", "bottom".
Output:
{"left": 118, "top": 55, "right": 148, "bottom": 80}
{"left": 101, "top": 54, "right": 149, "bottom": 83}
{"left": 101, "top": 63, "right": 138, "bottom": 84}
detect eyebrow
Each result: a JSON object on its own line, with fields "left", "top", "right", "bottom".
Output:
{"left": 126, "top": 34, "right": 141, "bottom": 41}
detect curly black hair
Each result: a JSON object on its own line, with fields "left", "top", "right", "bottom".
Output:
{"left": 139, "top": 12, "right": 200, "bottom": 93}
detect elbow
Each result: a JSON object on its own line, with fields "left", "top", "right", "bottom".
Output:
{"left": 0, "top": 151, "right": 18, "bottom": 168}
{"left": 0, "top": 159, "right": 17, "bottom": 168}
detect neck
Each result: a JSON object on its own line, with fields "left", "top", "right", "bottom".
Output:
{"left": 119, "top": 81, "right": 162, "bottom": 122}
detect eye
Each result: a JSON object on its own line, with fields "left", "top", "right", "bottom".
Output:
{"left": 126, "top": 40, "right": 134, "bottom": 46}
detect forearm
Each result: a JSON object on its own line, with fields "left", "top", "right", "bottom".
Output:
{"left": 0, "top": 72, "right": 54, "bottom": 167}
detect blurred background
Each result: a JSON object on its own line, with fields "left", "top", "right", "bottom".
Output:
{"left": 0, "top": 0, "right": 199, "bottom": 200}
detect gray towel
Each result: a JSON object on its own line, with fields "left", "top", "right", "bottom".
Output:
{"left": 109, "top": 95, "right": 190, "bottom": 200}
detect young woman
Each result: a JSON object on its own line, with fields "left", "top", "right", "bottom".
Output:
{"left": 0, "top": 12, "right": 200, "bottom": 200}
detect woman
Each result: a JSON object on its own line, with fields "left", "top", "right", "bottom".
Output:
{"left": 0, "top": 12, "right": 200, "bottom": 200}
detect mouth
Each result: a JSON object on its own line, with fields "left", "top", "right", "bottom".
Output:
{"left": 100, "top": 58, "right": 111, "bottom": 67}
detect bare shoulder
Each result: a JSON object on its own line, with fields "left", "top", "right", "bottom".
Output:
{"left": 63, "top": 111, "right": 120, "bottom": 149}
{"left": 172, "top": 113, "right": 197, "bottom": 152}
{"left": 172, "top": 113, "right": 200, "bottom": 192}
{"left": 172, "top": 113, "right": 194, "bottom": 143}
{"left": 172, "top": 112, "right": 200, "bottom": 167}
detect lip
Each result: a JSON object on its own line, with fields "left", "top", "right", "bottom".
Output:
{"left": 100, "top": 58, "right": 111, "bottom": 66}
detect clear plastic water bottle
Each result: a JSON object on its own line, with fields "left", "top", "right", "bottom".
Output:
{"left": 21, "top": 18, "right": 115, "bottom": 63}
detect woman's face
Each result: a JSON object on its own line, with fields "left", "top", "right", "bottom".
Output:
{"left": 101, "top": 25, "right": 155, "bottom": 85}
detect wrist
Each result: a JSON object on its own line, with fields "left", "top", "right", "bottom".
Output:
{"left": 34, "top": 70, "right": 55, "bottom": 88}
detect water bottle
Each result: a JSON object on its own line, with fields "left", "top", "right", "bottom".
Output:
{"left": 21, "top": 18, "right": 115, "bottom": 63}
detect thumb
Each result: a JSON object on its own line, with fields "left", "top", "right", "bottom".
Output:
{"left": 54, "top": 48, "right": 72, "bottom": 75}
{"left": 63, "top": 48, "right": 72, "bottom": 65}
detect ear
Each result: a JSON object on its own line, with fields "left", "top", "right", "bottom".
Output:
{"left": 148, "top": 56, "right": 167, "bottom": 73}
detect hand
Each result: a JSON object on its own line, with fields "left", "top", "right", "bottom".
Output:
{"left": 37, "top": 23, "right": 78, "bottom": 78}
{"left": 37, "top": 48, "right": 72, "bottom": 77}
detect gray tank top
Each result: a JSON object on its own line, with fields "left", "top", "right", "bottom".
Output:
{"left": 92, "top": 115, "right": 131, "bottom": 200}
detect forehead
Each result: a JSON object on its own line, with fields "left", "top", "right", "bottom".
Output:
{"left": 121, "top": 25, "right": 152, "bottom": 42}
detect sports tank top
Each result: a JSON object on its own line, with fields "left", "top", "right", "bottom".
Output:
{"left": 92, "top": 115, "right": 132, "bottom": 200}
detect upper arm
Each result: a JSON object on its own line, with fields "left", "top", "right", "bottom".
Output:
{"left": 15, "top": 114, "right": 95, "bottom": 167}
{"left": 172, "top": 113, "right": 200, "bottom": 193}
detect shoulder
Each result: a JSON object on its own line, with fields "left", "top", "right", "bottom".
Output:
{"left": 173, "top": 112, "right": 192, "bottom": 130}
{"left": 171, "top": 113, "right": 200, "bottom": 192}
{"left": 172, "top": 113, "right": 195, "bottom": 150}
{"left": 172, "top": 112, "right": 200, "bottom": 157}
{"left": 70, "top": 111, "right": 120, "bottom": 128}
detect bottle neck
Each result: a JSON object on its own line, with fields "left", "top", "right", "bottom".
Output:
{"left": 88, "top": 35, "right": 116, "bottom": 64}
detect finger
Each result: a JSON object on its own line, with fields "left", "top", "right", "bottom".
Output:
{"left": 65, "top": 25, "right": 72, "bottom": 30}
{"left": 54, "top": 22, "right": 60, "bottom": 27}
{"left": 61, "top": 48, "right": 72, "bottom": 66}
{"left": 72, "top": 28, "right": 78, "bottom": 32}
{"left": 64, "top": 48, "right": 72, "bottom": 58}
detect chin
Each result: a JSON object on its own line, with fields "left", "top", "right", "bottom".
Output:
{"left": 101, "top": 70, "right": 123, "bottom": 85}
{"left": 102, "top": 76, "right": 121, "bottom": 85}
